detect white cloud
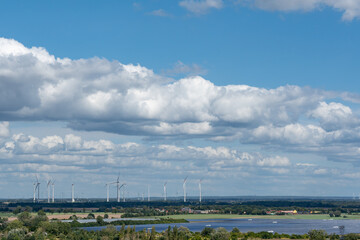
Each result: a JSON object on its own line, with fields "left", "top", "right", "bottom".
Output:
{"left": 0, "top": 122, "right": 10, "bottom": 138}
{"left": 0, "top": 131, "right": 294, "bottom": 179}
{"left": 2, "top": 38, "right": 360, "bottom": 165}
{"left": 179, "top": 0, "right": 223, "bottom": 14}
{"left": 309, "top": 102, "right": 358, "bottom": 131}
{"left": 0, "top": 38, "right": 332, "bottom": 137}
{"left": 242, "top": 0, "right": 360, "bottom": 21}
{"left": 257, "top": 156, "right": 290, "bottom": 167}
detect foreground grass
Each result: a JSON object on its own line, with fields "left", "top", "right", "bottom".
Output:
{"left": 146, "top": 214, "right": 360, "bottom": 220}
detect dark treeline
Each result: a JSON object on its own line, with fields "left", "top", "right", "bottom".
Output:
{"left": 3, "top": 200, "right": 360, "bottom": 216}
{"left": 69, "top": 218, "right": 188, "bottom": 228}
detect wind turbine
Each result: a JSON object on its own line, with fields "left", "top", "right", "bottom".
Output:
{"left": 51, "top": 180, "right": 55, "bottom": 203}
{"left": 106, "top": 183, "right": 110, "bottom": 202}
{"left": 116, "top": 176, "right": 120, "bottom": 202}
{"left": 47, "top": 180, "right": 52, "bottom": 203}
{"left": 71, "top": 184, "right": 75, "bottom": 203}
{"left": 199, "top": 178, "right": 203, "bottom": 203}
{"left": 33, "top": 175, "right": 40, "bottom": 203}
{"left": 33, "top": 182, "right": 37, "bottom": 203}
{"left": 148, "top": 185, "right": 150, "bottom": 202}
{"left": 106, "top": 176, "right": 119, "bottom": 202}
{"left": 119, "top": 183, "right": 126, "bottom": 202}
{"left": 183, "top": 176, "right": 188, "bottom": 202}
{"left": 164, "top": 181, "right": 167, "bottom": 201}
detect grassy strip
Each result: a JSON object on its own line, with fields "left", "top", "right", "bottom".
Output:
{"left": 70, "top": 218, "right": 188, "bottom": 228}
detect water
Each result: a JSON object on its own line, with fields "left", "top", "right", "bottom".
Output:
{"left": 82, "top": 218, "right": 360, "bottom": 234}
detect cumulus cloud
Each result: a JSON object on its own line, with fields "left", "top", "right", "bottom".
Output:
{"left": 1, "top": 38, "right": 360, "bottom": 164}
{"left": 309, "top": 102, "right": 359, "bottom": 131}
{"left": 179, "top": 0, "right": 223, "bottom": 14}
{"left": 0, "top": 131, "right": 293, "bottom": 178}
{"left": 240, "top": 0, "right": 360, "bottom": 21}
{"left": 0, "top": 37, "right": 333, "bottom": 137}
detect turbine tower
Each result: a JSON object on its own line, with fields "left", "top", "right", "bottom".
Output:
{"left": 106, "top": 183, "right": 110, "bottom": 202}
{"left": 116, "top": 176, "right": 120, "bottom": 202}
{"left": 51, "top": 180, "right": 55, "bottom": 203}
{"left": 183, "top": 176, "right": 188, "bottom": 202}
{"left": 164, "top": 181, "right": 167, "bottom": 201}
{"left": 33, "top": 182, "right": 37, "bottom": 203}
{"left": 123, "top": 185, "right": 126, "bottom": 202}
{"left": 71, "top": 184, "right": 75, "bottom": 203}
{"left": 47, "top": 180, "right": 51, "bottom": 203}
{"left": 33, "top": 175, "right": 40, "bottom": 203}
{"left": 148, "top": 185, "right": 150, "bottom": 202}
{"left": 199, "top": 178, "right": 203, "bottom": 203}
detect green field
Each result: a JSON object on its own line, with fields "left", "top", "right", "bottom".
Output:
{"left": 0, "top": 212, "right": 16, "bottom": 218}
{"left": 146, "top": 214, "right": 360, "bottom": 220}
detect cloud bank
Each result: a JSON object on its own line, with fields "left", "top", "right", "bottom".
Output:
{"left": 1, "top": 38, "right": 360, "bottom": 196}
{"left": 1, "top": 37, "right": 360, "bottom": 164}
{"left": 0, "top": 131, "right": 297, "bottom": 191}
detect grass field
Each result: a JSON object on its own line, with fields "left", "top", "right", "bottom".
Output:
{"left": 148, "top": 214, "right": 360, "bottom": 220}
{"left": 0, "top": 212, "right": 16, "bottom": 218}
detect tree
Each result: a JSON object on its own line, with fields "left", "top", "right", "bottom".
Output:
{"left": 308, "top": 230, "right": 327, "bottom": 240}
{"left": 6, "top": 228, "right": 27, "bottom": 240}
{"left": 150, "top": 226, "right": 156, "bottom": 240}
{"left": 344, "top": 233, "right": 359, "bottom": 240}
{"left": 37, "top": 210, "right": 46, "bottom": 216}
{"left": 201, "top": 227, "right": 215, "bottom": 237}
{"left": 17, "top": 211, "right": 31, "bottom": 225}
{"left": 6, "top": 220, "right": 24, "bottom": 231}
{"left": 211, "top": 227, "right": 231, "bottom": 240}
{"left": 12, "top": 206, "right": 22, "bottom": 215}
{"left": 334, "top": 210, "right": 341, "bottom": 217}
{"left": 96, "top": 215, "right": 104, "bottom": 225}
{"left": 178, "top": 226, "right": 191, "bottom": 239}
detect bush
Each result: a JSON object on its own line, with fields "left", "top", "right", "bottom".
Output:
{"left": 96, "top": 215, "right": 104, "bottom": 224}
{"left": 334, "top": 211, "right": 341, "bottom": 217}
{"left": 211, "top": 227, "right": 230, "bottom": 240}
{"left": 201, "top": 227, "right": 215, "bottom": 237}
{"left": 308, "top": 230, "right": 327, "bottom": 240}
{"left": 6, "top": 228, "right": 27, "bottom": 240}
{"left": 344, "top": 233, "right": 359, "bottom": 240}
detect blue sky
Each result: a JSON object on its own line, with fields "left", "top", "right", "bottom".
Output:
{"left": 1, "top": 0, "right": 360, "bottom": 199}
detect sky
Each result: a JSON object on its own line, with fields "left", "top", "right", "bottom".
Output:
{"left": 1, "top": 0, "right": 360, "bottom": 199}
